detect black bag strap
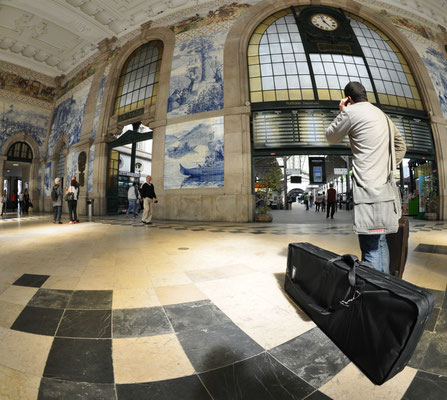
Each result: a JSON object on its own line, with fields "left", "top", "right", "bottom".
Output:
{"left": 306, "top": 255, "right": 364, "bottom": 315}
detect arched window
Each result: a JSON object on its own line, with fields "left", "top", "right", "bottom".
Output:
{"left": 114, "top": 41, "right": 163, "bottom": 115}
{"left": 7, "top": 142, "right": 33, "bottom": 162}
{"left": 248, "top": 8, "right": 423, "bottom": 111}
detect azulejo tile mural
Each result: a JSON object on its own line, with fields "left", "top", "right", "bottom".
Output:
{"left": 65, "top": 150, "right": 79, "bottom": 189}
{"left": 44, "top": 162, "right": 52, "bottom": 197}
{"left": 164, "top": 117, "right": 224, "bottom": 189}
{"left": 88, "top": 145, "right": 95, "bottom": 194}
{"left": 422, "top": 47, "right": 447, "bottom": 119}
{"left": 47, "top": 82, "right": 91, "bottom": 157}
{"left": 167, "top": 29, "right": 227, "bottom": 118}
{"left": 0, "top": 99, "right": 50, "bottom": 155}
{"left": 91, "top": 75, "right": 107, "bottom": 140}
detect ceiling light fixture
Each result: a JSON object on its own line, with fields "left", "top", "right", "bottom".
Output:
{"left": 13, "top": 163, "right": 19, "bottom": 166}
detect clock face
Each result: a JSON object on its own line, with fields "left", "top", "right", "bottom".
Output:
{"left": 310, "top": 14, "right": 338, "bottom": 31}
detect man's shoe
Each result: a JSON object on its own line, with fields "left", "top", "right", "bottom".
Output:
{"left": 58, "top": 221, "right": 62, "bottom": 224}
{"left": 147, "top": 222, "right": 152, "bottom": 225}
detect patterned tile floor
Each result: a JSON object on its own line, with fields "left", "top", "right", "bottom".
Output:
{"left": 0, "top": 211, "right": 446, "bottom": 399}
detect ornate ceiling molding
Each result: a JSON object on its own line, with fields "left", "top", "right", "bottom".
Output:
{"left": 0, "top": 0, "right": 445, "bottom": 79}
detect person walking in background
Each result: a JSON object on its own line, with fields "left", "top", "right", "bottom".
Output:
{"left": 18, "top": 191, "right": 24, "bottom": 216}
{"left": 315, "top": 193, "right": 322, "bottom": 212}
{"left": 326, "top": 183, "right": 336, "bottom": 219}
{"left": 326, "top": 81, "right": 406, "bottom": 273}
{"left": 321, "top": 191, "right": 326, "bottom": 213}
{"left": 309, "top": 193, "right": 314, "bottom": 208}
{"left": 0, "top": 189, "right": 6, "bottom": 216}
{"left": 52, "top": 178, "right": 63, "bottom": 224}
{"left": 23, "top": 189, "right": 32, "bottom": 214}
{"left": 140, "top": 175, "right": 158, "bottom": 225}
{"left": 303, "top": 192, "right": 309, "bottom": 211}
{"left": 126, "top": 182, "right": 139, "bottom": 219}
{"left": 65, "top": 176, "right": 79, "bottom": 224}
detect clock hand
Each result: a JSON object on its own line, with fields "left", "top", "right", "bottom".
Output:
{"left": 322, "top": 19, "right": 332, "bottom": 27}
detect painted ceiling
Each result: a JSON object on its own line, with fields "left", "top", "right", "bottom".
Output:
{"left": 0, "top": 0, "right": 446, "bottom": 79}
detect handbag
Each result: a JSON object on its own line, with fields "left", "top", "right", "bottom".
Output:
{"left": 352, "top": 116, "right": 401, "bottom": 235}
{"left": 64, "top": 192, "right": 74, "bottom": 201}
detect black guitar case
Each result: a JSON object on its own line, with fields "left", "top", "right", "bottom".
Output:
{"left": 284, "top": 242, "right": 434, "bottom": 385}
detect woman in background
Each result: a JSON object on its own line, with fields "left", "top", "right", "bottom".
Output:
{"left": 66, "top": 177, "right": 79, "bottom": 224}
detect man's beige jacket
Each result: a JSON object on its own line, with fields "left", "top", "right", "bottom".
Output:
{"left": 325, "top": 102, "right": 406, "bottom": 188}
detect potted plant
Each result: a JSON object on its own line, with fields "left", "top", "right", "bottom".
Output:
{"left": 424, "top": 174, "right": 439, "bottom": 221}
{"left": 255, "top": 164, "right": 282, "bottom": 222}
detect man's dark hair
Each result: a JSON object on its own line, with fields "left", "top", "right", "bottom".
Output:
{"left": 344, "top": 81, "right": 368, "bottom": 103}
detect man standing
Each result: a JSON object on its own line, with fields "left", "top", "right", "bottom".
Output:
{"left": 326, "top": 183, "right": 336, "bottom": 219}
{"left": 141, "top": 175, "right": 157, "bottom": 225}
{"left": 126, "top": 182, "right": 139, "bottom": 218}
{"left": 52, "top": 178, "right": 63, "bottom": 224}
{"left": 326, "top": 82, "right": 406, "bottom": 274}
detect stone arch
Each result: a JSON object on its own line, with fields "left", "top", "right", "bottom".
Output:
{"left": 224, "top": 0, "right": 447, "bottom": 219}
{"left": 1, "top": 131, "right": 40, "bottom": 160}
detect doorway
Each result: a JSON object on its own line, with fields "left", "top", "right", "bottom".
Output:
{"left": 106, "top": 122, "right": 153, "bottom": 214}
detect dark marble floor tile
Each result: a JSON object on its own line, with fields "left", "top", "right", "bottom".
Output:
{"left": 67, "top": 290, "right": 113, "bottom": 310}
{"left": 12, "top": 274, "right": 50, "bottom": 288}
{"left": 11, "top": 306, "right": 64, "bottom": 336}
{"left": 402, "top": 371, "right": 447, "bottom": 400}
{"left": 434, "top": 307, "right": 447, "bottom": 335}
{"left": 414, "top": 244, "right": 435, "bottom": 253}
{"left": 303, "top": 391, "right": 332, "bottom": 400}
{"left": 176, "top": 322, "right": 263, "bottom": 373}
{"left": 426, "top": 308, "right": 441, "bottom": 332}
{"left": 200, "top": 352, "right": 315, "bottom": 400}
{"left": 38, "top": 378, "right": 116, "bottom": 400}
{"left": 116, "top": 375, "right": 211, "bottom": 400}
{"left": 420, "top": 331, "right": 447, "bottom": 376}
{"left": 408, "top": 330, "right": 435, "bottom": 369}
{"left": 430, "top": 289, "right": 445, "bottom": 309}
{"left": 43, "top": 338, "right": 114, "bottom": 383}
{"left": 164, "top": 300, "right": 232, "bottom": 333}
{"left": 269, "top": 327, "right": 349, "bottom": 388}
{"left": 28, "top": 289, "right": 73, "bottom": 309}
{"left": 56, "top": 309, "right": 111, "bottom": 338}
{"left": 113, "top": 307, "right": 172, "bottom": 338}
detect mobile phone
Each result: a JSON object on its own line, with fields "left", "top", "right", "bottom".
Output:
{"left": 345, "top": 98, "right": 351, "bottom": 106}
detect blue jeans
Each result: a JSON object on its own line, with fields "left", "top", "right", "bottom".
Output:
{"left": 53, "top": 206, "right": 62, "bottom": 222}
{"left": 358, "top": 234, "right": 390, "bottom": 274}
{"left": 127, "top": 199, "right": 137, "bottom": 217}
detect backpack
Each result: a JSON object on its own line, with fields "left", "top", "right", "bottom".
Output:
{"left": 51, "top": 185, "right": 59, "bottom": 201}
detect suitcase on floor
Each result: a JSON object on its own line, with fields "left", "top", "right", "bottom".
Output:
{"left": 386, "top": 216, "right": 409, "bottom": 278}
{"left": 284, "top": 242, "right": 434, "bottom": 385}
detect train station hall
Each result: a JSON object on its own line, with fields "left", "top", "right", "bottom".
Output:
{"left": 0, "top": 0, "right": 446, "bottom": 399}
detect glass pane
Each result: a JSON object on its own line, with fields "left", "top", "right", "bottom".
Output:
{"left": 296, "top": 62, "right": 309, "bottom": 74}
{"left": 273, "top": 63, "right": 285, "bottom": 75}
{"left": 287, "top": 75, "right": 300, "bottom": 89}
{"left": 394, "top": 83, "right": 404, "bottom": 97}
{"left": 384, "top": 81, "right": 395, "bottom": 94}
{"left": 262, "top": 76, "right": 274, "bottom": 90}
{"left": 275, "top": 76, "right": 287, "bottom": 89}
{"left": 269, "top": 44, "right": 282, "bottom": 54}
{"left": 315, "top": 75, "right": 328, "bottom": 88}
{"left": 375, "top": 80, "right": 385, "bottom": 93}
{"left": 323, "top": 62, "right": 336, "bottom": 75}
{"left": 285, "top": 63, "right": 297, "bottom": 74}
{"left": 283, "top": 53, "right": 294, "bottom": 62}
{"left": 299, "top": 75, "right": 312, "bottom": 88}
{"left": 145, "top": 85, "right": 153, "bottom": 98}
{"left": 281, "top": 43, "right": 293, "bottom": 53}
{"left": 346, "top": 64, "right": 359, "bottom": 76}
{"left": 271, "top": 54, "right": 283, "bottom": 63}
{"left": 312, "top": 62, "right": 324, "bottom": 74}
{"left": 260, "top": 55, "right": 271, "bottom": 63}
{"left": 327, "top": 75, "right": 340, "bottom": 89}
{"left": 261, "top": 64, "right": 273, "bottom": 76}
{"left": 335, "top": 63, "right": 347, "bottom": 75}
{"left": 379, "top": 68, "right": 390, "bottom": 80}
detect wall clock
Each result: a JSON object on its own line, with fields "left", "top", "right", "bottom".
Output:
{"left": 310, "top": 13, "right": 339, "bottom": 31}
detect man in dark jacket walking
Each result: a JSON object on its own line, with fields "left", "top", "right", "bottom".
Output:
{"left": 141, "top": 175, "right": 157, "bottom": 224}
{"left": 326, "top": 183, "right": 336, "bottom": 219}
